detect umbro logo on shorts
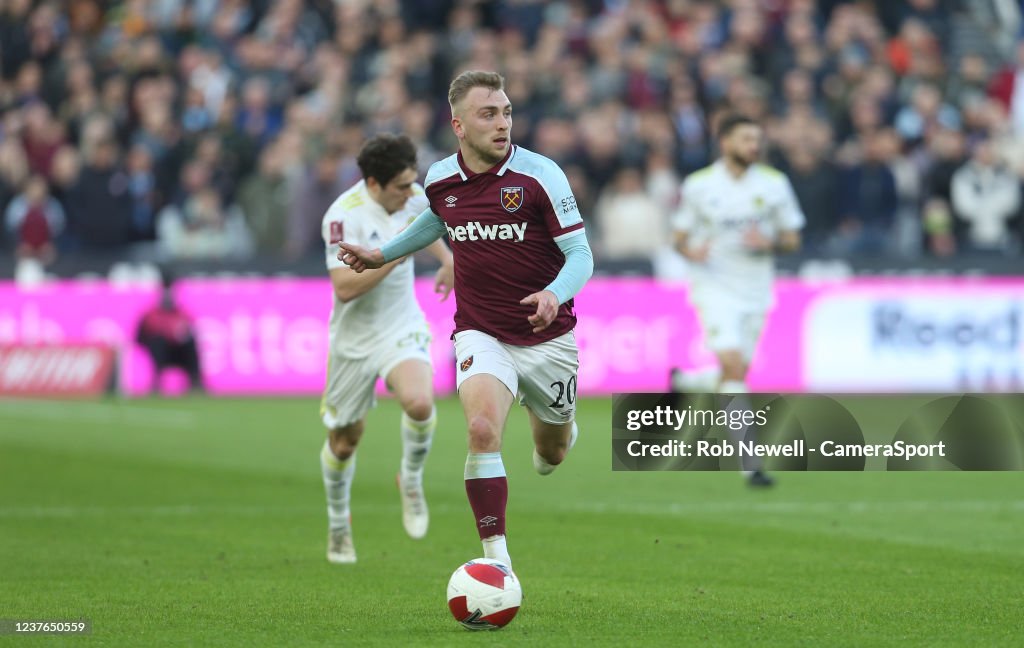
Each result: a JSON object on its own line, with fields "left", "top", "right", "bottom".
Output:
{"left": 460, "top": 356, "right": 474, "bottom": 372}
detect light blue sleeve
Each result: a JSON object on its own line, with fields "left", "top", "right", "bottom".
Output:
{"left": 380, "top": 208, "right": 447, "bottom": 262}
{"left": 544, "top": 231, "right": 593, "bottom": 305}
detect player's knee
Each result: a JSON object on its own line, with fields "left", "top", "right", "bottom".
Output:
{"left": 328, "top": 427, "right": 361, "bottom": 460}
{"left": 329, "top": 438, "right": 356, "bottom": 460}
{"left": 403, "top": 395, "right": 434, "bottom": 422}
{"left": 719, "top": 354, "right": 747, "bottom": 380}
{"left": 466, "top": 415, "right": 501, "bottom": 449}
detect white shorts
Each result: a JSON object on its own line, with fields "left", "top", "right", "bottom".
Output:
{"left": 321, "top": 323, "right": 432, "bottom": 429}
{"left": 695, "top": 300, "right": 766, "bottom": 362}
{"left": 453, "top": 329, "right": 578, "bottom": 425}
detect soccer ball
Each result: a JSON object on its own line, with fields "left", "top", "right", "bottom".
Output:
{"left": 446, "top": 558, "right": 522, "bottom": 630}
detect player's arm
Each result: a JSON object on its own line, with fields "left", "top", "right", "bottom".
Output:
{"left": 324, "top": 209, "right": 406, "bottom": 302}
{"left": 425, "top": 238, "right": 454, "bottom": 301}
{"left": 745, "top": 174, "right": 805, "bottom": 254}
{"left": 774, "top": 229, "right": 801, "bottom": 253}
{"left": 520, "top": 160, "right": 594, "bottom": 332}
{"left": 775, "top": 174, "right": 805, "bottom": 254}
{"left": 338, "top": 208, "right": 446, "bottom": 271}
{"left": 329, "top": 261, "right": 404, "bottom": 303}
{"left": 544, "top": 232, "right": 593, "bottom": 305}
{"left": 672, "top": 179, "right": 709, "bottom": 262}
{"left": 520, "top": 231, "right": 593, "bottom": 334}
{"left": 673, "top": 230, "right": 709, "bottom": 262}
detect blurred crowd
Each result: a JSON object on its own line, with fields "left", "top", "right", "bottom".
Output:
{"left": 1, "top": 0, "right": 1024, "bottom": 269}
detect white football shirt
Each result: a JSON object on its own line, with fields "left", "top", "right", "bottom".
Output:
{"left": 322, "top": 180, "right": 429, "bottom": 356}
{"left": 672, "top": 160, "right": 805, "bottom": 310}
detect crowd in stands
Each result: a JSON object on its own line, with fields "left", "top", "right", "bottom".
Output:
{"left": 1, "top": 0, "right": 1023, "bottom": 269}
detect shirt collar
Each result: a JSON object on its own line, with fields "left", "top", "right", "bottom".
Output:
{"left": 456, "top": 145, "right": 516, "bottom": 179}
{"left": 715, "top": 158, "right": 752, "bottom": 182}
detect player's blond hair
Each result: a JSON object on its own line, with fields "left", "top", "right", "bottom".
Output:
{"left": 448, "top": 70, "right": 505, "bottom": 114}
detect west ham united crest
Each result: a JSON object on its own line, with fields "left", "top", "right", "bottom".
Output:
{"left": 460, "top": 356, "right": 474, "bottom": 372}
{"left": 500, "top": 186, "right": 524, "bottom": 213}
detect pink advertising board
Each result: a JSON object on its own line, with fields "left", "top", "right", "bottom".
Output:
{"left": 1, "top": 277, "right": 1021, "bottom": 395}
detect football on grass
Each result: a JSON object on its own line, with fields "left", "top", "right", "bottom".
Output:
{"left": 446, "top": 558, "right": 522, "bottom": 630}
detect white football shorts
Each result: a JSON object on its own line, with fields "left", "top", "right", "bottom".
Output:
{"left": 321, "top": 323, "right": 432, "bottom": 429}
{"left": 694, "top": 299, "right": 767, "bottom": 362}
{"left": 453, "top": 329, "right": 579, "bottom": 425}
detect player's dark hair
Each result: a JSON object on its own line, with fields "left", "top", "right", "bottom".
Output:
{"left": 448, "top": 70, "right": 505, "bottom": 111}
{"left": 356, "top": 133, "right": 418, "bottom": 187}
{"left": 716, "top": 113, "right": 758, "bottom": 139}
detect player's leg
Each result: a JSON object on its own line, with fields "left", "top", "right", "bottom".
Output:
{"left": 142, "top": 337, "right": 170, "bottom": 395}
{"left": 717, "top": 349, "right": 749, "bottom": 394}
{"left": 178, "top": 337, "right": 204, "bottom": 392}
{"left": 320, "top": 356, "right": 376, "bottom": 563}
{"left": 718, "top": 311, "right": 774, "bottom": 487}
{"left": 384, "top": 358, "right": 436, "bottom": 539}
{"left": 513, "top": 331, "right": 580, "bottom": 475}
{"left": 322, "top": 420, "right": 362, "bottom": 563}
{"left": 454, "top": 331, "right": 517, "bottom": 568}
{"left": 670, "top": 301, "right": 722, "bottom": 393}
{"left": 528, "top": 411, "right": 577, "bottom": 475}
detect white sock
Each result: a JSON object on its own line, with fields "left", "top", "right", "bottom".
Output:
{"left": 321, "top": 441, "right": 355, "bottom": 531}
{"left": 720, "top": 385, "right": 764, "bottom": 472}
{"left": 401, "top": 407, "right": 436, "bottom": 483}
{"left": 482, "top": 534, "right": 511, "bottom": 568}
{"left": 533, "top": 421, "right": 578, "bottom": 475}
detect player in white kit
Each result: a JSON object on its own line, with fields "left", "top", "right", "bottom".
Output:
{"left": 671, "top": 114, "right": 805, "bottom": 487}
{"left": 319, "top": 134, "right": 454, "bottom": 563}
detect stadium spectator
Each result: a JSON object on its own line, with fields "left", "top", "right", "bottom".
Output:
{"left": 65, "top": 138, "right": 134, "bottom": 250}
{"left": 989, "top": 40, "right": 1024, "bottom": 136}
{"left": 125, "top": 143, "right": 160, "bottom": 242}
{"left": 286, "top": 143, "right": 349, "bottom": 259}
{"left": 0, "top": 140, "right": 31, "bottom": 246}
{"left": 594, "top": 167, "right": 667, "bottom": 260}
{"left": 781, "top": 145, "right": 839, "bottom": 254}
{"left": 0, "top": 0, "right": 1019, "bottom": 267}
{"left": 237, "top": 142, "right": 290, "bottom": 258}
{"left": 4, "top": 174, "right": 64, "bottom": 264}
{"left": 950, "top": 138, "right": 1022, "bottom": 254}
{"left": 156, "top": 186, "right": 252, "bottom": 260}
{"left": 833, "top": 129, "right": 899, "bottom": 256}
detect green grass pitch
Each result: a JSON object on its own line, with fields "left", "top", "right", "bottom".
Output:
{"left": 1, "top": 396, "right": 1022, "bottom": 646}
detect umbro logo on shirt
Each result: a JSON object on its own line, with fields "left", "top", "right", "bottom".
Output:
{"left": 444, "top": 195, "right": 458, "bottom": 207}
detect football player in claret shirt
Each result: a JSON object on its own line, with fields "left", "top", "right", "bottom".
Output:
{"left": 319, "top": 134, "right": 454, "bottom": 564}
{"left": 338, "top": 70, "right": 593, "bottom": 570}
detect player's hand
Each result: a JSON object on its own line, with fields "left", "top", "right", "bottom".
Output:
{"left": 337, "top": 242, "right": 385, "bottom": 272}
{"left": 683, "top": 243, "right": 710, "bottom": 263}
{"left": 520, "top": 290, "right": 559, "bottom": 334}
{"left": 434, "top": 259, "right": 454, "bottom": 301}
{"left": 742, "top": 227, "right": 773, "bottom": 252}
